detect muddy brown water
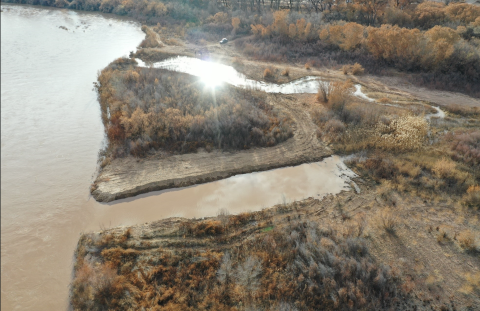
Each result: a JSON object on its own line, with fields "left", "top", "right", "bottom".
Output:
{"left": 1, "top": 5, "right": 356, "bottom": 310}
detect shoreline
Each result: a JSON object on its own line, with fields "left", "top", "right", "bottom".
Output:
{"left": 92, "top": 92, "right": 333, "bottom": 202}
{"left": 92, "top": 148, "right": 332, "bottom": 203}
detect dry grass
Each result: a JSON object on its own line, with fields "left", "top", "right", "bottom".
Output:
{"left": 463, "top": 185, "right": 480, "bottom": 209}
{"left": 378, "top": 97, "right": 392, "bottom": 103}
{"left": 432, "top": 158, "right": 457, "bottom": 179}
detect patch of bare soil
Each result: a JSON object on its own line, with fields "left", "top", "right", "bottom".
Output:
{"left": 362, "top": 75, "right": 480, "bottom": 109}
{"left": 92, "top": 93, "right": 331, "bottom": 202}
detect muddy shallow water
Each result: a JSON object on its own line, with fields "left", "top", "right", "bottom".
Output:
{"left": 2, "top": 5, "right": 356, "bottom": 310}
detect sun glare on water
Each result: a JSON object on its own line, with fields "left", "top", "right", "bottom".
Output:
{"left": 189, "top": 58, "right": 236, "bottom": 87}
{"left": 142, "top": 56, "right": 241, "bottom": 88}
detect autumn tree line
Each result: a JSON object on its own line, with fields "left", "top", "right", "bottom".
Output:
{"left": 240, "top": 2, "right": 480, "bottom": 95}
{"left": 6, "top": 0, "right": 480, "bottom": 95}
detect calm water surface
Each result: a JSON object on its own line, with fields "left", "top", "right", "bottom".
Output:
{"left": 1, "top": 5, "right": 355, "bottom": 310}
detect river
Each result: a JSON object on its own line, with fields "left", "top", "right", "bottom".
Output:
{"left": 1, "top": 5, "right": 356, "bottom": 310}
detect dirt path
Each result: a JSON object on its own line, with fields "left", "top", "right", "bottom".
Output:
{"left": 92, "top": 93, "right": 331, "bottom": 202}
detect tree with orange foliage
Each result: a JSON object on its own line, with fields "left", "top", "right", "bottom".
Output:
{"left": 272, "top": 10, "right": 289, "bottom": 36}
{"left": 445, "top": 3, "right": 480, "bottom": 24}
{"left": 321, "top": 23, "right": 365, "bottom": 51}
{"left": 288, "top": 23, "right": 297, "bottom": 38}
{"left": 366, "top": 24, "right": 423, "bottom": 69}
{"left": 355, "top": 0, "right": 387, "bottom": 25}
{"left": 413, "top": 1, "right": 446, "bottom": 29}
{"left": 232, "top": 17, "right": 240, "bottom": 35}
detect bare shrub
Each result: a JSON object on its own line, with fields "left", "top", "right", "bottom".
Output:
{"left": 328, "top": 81, "right": 354, "bottom": 112}
{"left": 304, "top": 62, "right": 312, "bottom": 70}
{"left": 281, "top": 68, "right": 290, "bottom": 76}
{"left": 217, "top": 252, "right": 233, "bottom": 284}
{"left": 316, "top": 82, "right": 332, "bottom": 103}
{"left": 448, "top": 130, "right": 480, "bottom": 166}
{"left": 364, "top": 156, "right": 397, "bottom": 181}
{"left": 437, "top": 227, "right": 451, "bottom": 243}
{"left": 217, "top": 208, "right": 231, "bottom": 226}
{"left": 342, "top": 65, "right": 350, "bottom": 74}
{"left": 463, "top": 185, "right": 480, "bottom": 209}
{"left": 379, "top": 209, "right": 398, "bottom": 233}
{"left": 351, "top": 63, "right": 365, "bottom": 75}
{"left": 457, "top": 230, "right": 479, "bottom": 252}
{"left": 234, "top": 255, "right": 263, "bottom": 293}
{"left": 324, "top": 119, "right": 346, "bottom": 134}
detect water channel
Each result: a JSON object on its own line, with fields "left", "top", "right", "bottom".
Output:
{"left": 1, "top": 5, "right": 359, "bottom": 310}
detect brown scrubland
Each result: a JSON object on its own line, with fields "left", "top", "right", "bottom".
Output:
{"left": 9, "top": 0, "right": 479, "bottom": 308}
{"left": 96, "top": 57, "right": 292, "bottom": 163}
{"left": 83, "top": 76, "right": 480, "bottom": 309}
{"left": 72, "top": 186, "right": 480, "bottom": 310}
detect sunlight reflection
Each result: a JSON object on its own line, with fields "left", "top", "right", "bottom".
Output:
{"left": 136, "top": 56, "right": 377, "bottom": 100}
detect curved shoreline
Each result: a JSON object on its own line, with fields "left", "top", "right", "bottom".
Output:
{"left": 92, "top": 149, "right": 332, "bottom": 203}
{"left": 92, "top": 92, "right": 332, "bottom": 202}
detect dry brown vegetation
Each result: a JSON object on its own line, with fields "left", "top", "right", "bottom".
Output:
{"left": 96, "top": 58, "right": 293, "bottom": 161}
{"left": 76, "top": 74, "right": 480, "bottom": 306}
{"left": 309, "top": 77, "right": 480, "bottom": 211}
{"left": 9, "top": 0, "right": 480, "bottom": 96}
{"left": 72, "top": 184, "right": 480, "bottom": 310}
{"left": 71, "top": 201, "right": 409, "bottom": 310}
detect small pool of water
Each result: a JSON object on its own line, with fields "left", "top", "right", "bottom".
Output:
{"left": 136, "top": 57, "right": 375, "bottom": 98}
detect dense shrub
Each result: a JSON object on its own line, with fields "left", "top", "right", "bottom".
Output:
{"left": 72, "top": 220, "right": 407, "bottom": 310}
{"left": 96, "top": 58, "right": 293, "bottom": 158}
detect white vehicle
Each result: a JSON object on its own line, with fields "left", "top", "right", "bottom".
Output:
{"left": 219, "top": 38, "right": 228, "bottom": 44}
